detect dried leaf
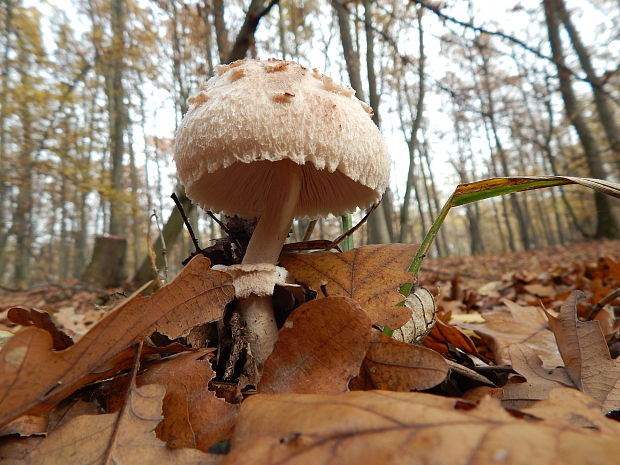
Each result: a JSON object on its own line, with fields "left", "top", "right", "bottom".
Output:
{"left": 500, "top": 344, "right": 573, "bottom": 409}
{"left": 138, "top": 350, "right": 239, "bottom": 451}
{"left": 279, "top": 244, "right": 415, "bottom": 328}
{"left": 547, "top": 291, "right": 620, "bottom": 412}
{"left": 524, "top": 388, "right": 619, "bottom": 431}
{"left": 423, "top": 319, "right": 481, "bottom": 358}
{"left": 17, "top": 383, "right": 219, "bottom": 464}
{"left": 463, "top": 299, "right": 563, "bottom": 367}
{"left": 7, "top": 307, "right": 73, "bottom": 350}
{"left": 0, "top": 256, "right": 233, "bottom": 426}
{"left": 0, "top": 415, "right": 47, "bottom": 438}
{"left": 350, "top": 332, "right": 448, "bottom": 391}
{"left": 222, "top": 388, "right": 620, "bottom": 465}
{"left": 0, "top": 436, "right": 43, "bottom": 465}
{"left": 392, "top": 287, "right": 436, "bottom": 343}
{"left": 258, "top": 297, "right": 371, "bottom": 394}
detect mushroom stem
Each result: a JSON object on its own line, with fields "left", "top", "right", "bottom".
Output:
{"left": 239, "top": 160, "right": 302, "bottom": 367}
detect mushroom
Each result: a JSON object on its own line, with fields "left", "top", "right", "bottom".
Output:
{"left": 174, "top": 58, "right": 390, "bottom": 366}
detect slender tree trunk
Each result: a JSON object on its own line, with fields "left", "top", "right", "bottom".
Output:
{"left": 212, "top": 0, "right": 230, "bottom": 62}
{"left": 128, "top": 121, "right": 141, "bottom": 274}
{"left": 277, "top": 2, "right": 287, "bottom": 60}
{"left": 555, "top": 0, "right": 620, "bottom": 172}
{"left": 200, "top": 2, "right": 215, "bottom": 76}
{"left": 422, "top": 139, "right": 447, "bottom": 254}
{"left": 418, "top": 142, "right": 443, "bottom": 255}
{"left": 58, "top": 122, "right": 70, "bottom": 280}
{"left": 364, "top": 0, "right": 394, "bottom": 242}
{"left": 228, "top": 0, "right": 281, "bottom": 63}
{"left": 0, "top": 0, "right": 14, "bottom": 272}
{"left": 482, "top": 117, "right": 517, "bottom": 252}
{"left": 170, "top": 0, "right": 189, "bottom": 118}
{"left": 332, "top": 0, "right": 364, "bottom": 96}
{"left": 132, "top": 186, "right": 192, "bottom": 286}
{"left": 13, "top": 46, "right": 35, "bottom": 288}
{"left": 106, "top": 0, "right": 126, "bottom": 237}
{"left": 332, "top": 0, "right": 390, "bottom": 244}
{"left": 132, "top": 0, "right": 280, "bottom": 286}
{"left": 399, "top": 11, "right": 426, "bottom": 244}
{"left": 363, "top": 0, "right": 380, "bottom": 128}
{"left": 477, "top": 46, "right": 533, "bottom": 250}
{"left": 544, "top": 0, "right": 619, "bottom": 239}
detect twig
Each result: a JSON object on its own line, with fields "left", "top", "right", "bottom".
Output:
{"left": 302, "top": 220, "right": 317, "bottom": 241}
{"left": 328, "top": 203, "right": 378, "bottom": 249}
{"left": 445, "top": 359, "right": 496, "bottom": 386}
{"left": 151, "top": 210, "right": 168, "bottom": 282}
{"left": 206, "top": 211, "right": 232, "bottom": 236}
{"left": 206, "top": 212, "right": 246, "bottom": 255}
{"left": 587, "top": 287, "right": 620, "bottom": 320}
{"left": 171, "top": 192, "right": 200, "bottom": 253}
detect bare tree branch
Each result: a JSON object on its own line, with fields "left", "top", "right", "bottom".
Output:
{"left": 410, "top": 0, "right": 620, "bottom": 106}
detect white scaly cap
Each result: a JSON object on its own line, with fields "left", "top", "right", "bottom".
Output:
{"left": 174, "top": 58, "right": 391, "bottom": 219}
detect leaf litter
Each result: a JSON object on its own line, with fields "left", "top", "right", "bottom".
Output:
{"left": 0, "top": 242, "right": 619, "bottom": 464}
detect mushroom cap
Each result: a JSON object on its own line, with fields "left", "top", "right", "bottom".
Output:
{"left": 174, "top": 58, "right": 391, "bottom": 219}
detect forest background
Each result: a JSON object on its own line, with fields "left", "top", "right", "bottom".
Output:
{"left": 1, "top": 0, "right": 619, "bottom": 290}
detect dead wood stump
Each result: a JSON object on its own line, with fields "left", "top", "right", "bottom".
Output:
{"left": 81, "top": 235, "right": 127, "bottom": 288}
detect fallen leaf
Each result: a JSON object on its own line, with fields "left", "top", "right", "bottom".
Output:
{"left": 392, "top": 287, "right": 436, "bottom": 343}
{"left": 500, "top": 344, "right": 573, "bottom": 409}
{"left": 0, "top": 436, "right": 44, "bottom": 465}
{"left": 16, "top": 383, "right": 219, "bottom": 464}
{"left": 258, "top": 297, "right": 371, "bottom": 394}
{"left": 0, "top": 415, "right": 47, "bottom": 438}
{"left": 423, "top": 319, "right": 481, "bottom": 358}
{"left": 0, "top": 256, "right": 233, "bottom": 427}
{"left": 546, "top": 290, "right": 620, "bottom": 412}
{"left": 462, "top": 299, "right": 563, "bottom": 367}
{"left": 7, "top": 307, "right": 73, "bottom": 350}
{"left": 350, "top": 332, "right": 448, "bottom": 391}
{"left": 524, "top": 388, "right": 619, "bottom": 431}
{"left": 279, "top": 244, "right": 414, "bottom": 328}
{"left": 523, "top": 283, "right": 555, "bottom": 298}
{"left": 47, "top": 398, "right": 101, "bottom": 432}
{"left": 222, "top": 388, "right": 620, "bottom": 465}
{"left": 138, "top": 350, "right": 239, "bottom": 451}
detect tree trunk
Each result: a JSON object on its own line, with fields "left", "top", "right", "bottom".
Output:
{"left": 422, "top": 141, "right": 448, "bottom": 253}
{"left": 81, "top": 235, "right": 127, "bottom": 288}
{"left": 13, "top": 48, "right": 34, "bottom": 288}
{"left": 277, "top": 2, "right": 288, "bottom": 60}
{"left": 200, "top": 1, "right": 215, "bottom": 76}
{"left": 131, "top": 188, "right": 192, "bottom": 287}
{"left": 132, "top": 0, "right": 279, "bottom": 288}
{"left": 228, "top": 0, "right": 280, "bottom": 63}
{"left": 399, "top": 11, "right": 426, "bottom": 244}
{"left": 555, "top": 0, "right": 620, "bottom": 173}
{"left": 484, "top": 121, "right": 517, "bottom": 253}
{"left": 477, "top": 45, "right": 533, "bottom": 250}
{"left": 170, "top": 0, "right": 189, "bottom": 118}
{"left": 333, "top": 0, "right": 390, "bottom": 244}
{"left": 212, "top": 0, "right": 230, "bottom": 63}
{"left": 0, "top": 0, "right": 13, "bottom": 264}
{"left": 106, "top": 0, "right": 126, "bottom": 237}
{"left": 544, "top": 0, "right": 619, "bottom": 239}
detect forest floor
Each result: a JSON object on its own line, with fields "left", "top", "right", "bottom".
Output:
{"left": 1, "top": 239, "right": 619, "bottom": 464}
{"left": 2, "top": 239, "right": 618, "bottom": 333}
